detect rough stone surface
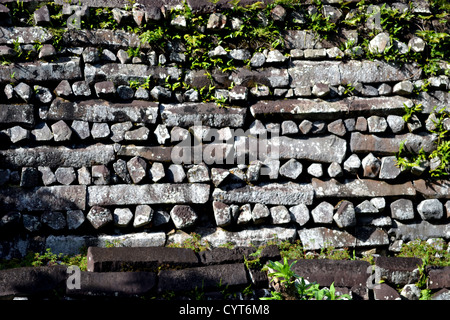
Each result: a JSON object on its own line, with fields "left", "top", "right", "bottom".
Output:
{"left": 88, "top": 184, "right": 210, "bottom": 206}
{"left": 87, "top": 206, "right": 113, "bottom": 229}
{"left": 170, "top": 205, "right": 198, "bottom": 229}
{"left": 213, "top": 182, "right": 314, "bottom": 206}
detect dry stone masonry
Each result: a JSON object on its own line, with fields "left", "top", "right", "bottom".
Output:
{"left": 0, "top": 0, "right": 449, "bottom": 300}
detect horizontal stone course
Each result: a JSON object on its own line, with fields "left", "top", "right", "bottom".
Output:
{"left": 311, "top": 178, "right": 416, "bottom": 198}
{"left": 0, "top": 144, "right": 115, "bottom": 168}
{"left": 0, "top": 266, "right": 67, "bottom": 298}
{"left": 87, "top": 246, "right": 199, "bottom": 272}
{"left": 250, "top": 96, "right": 412, "bottom": 120}
{"left": 0, "top": 58, "right": 82, "bottom": 84}
{"left": 212, "top": 182, "right": 314, "bottom": 206}
{"left": 288, "top": 60, "right": 421, "bottom": 88}
{"left": 87, "top": 183, "right": 210, "bottom": 206}
{"left": 0, "top": 104, "right": 34, "bottom": 125}
{"left": 0, "top": 185, "right": 86, "bottom": 211}
{"left": 291, "top": 259, "right": 370, "bottom": 287}
{"left": 47, "top": 98, "right": 159, "bottom": 123}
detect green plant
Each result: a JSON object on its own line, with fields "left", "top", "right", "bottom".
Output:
{"left": 262, "top": 257, "right": 351, "bottom": 300}
{"left": 167, "top": 232, "right": 211, "bottom": 252}
{"left": 397, "top": 239, "right": 450, "bottom": 267}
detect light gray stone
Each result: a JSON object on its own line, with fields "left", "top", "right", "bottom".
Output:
{"left": 187, "top": 163, "right": 210, "bottom": 183}
{"left": 213, "top": 182, "right": 314, "bottom": 206}
{"left": 311, "top": 201, "right": 334, "bottom": 224}
{"left": 77, "top": 167, "right": 91, "bottom": 185}
{"left": 124, "top": 126, "right": 150, "bottom": 141}
{"left": 270, "top": 205, "right": 291, "bottom": 224}
{"left": 113, "top": 208, "right": 133, "bottom": 227}
{"left": 417, "top": 199, "right": 444, "bottom": 221}
{"left": 393, "top": 81, "right": 414, "bottom": 95}
{"left": 288, "top": 204, "right": 309, "bottom": 226}
{"left": 4, "top": 126, "right": 29, "bottom": 143}
{"left": 38, "top": 166, "right": 56, "bottom": 186}
{"left": 252, "top": 203, "right": 270, "bottom": 224}
{"left": 390, "top": 199, "right": 415, "bottom": 220}
{"left": 367, "top": 116, "right": 388, "bottom": 133}
{"left": 379, "top": 156, "right": 402, "bottom": 180}
{"left": 51, "top": 120, "right": 72, "bottom": 141}
{"left": 154, "top": 124, "right": 170, "bottom": 145}
{"left": 236, "top": 204, "right": 252, "bottom": 225}
{"left": 41, "top": 211, "right": 66, "bottom": 230}
{"left": 149, "top": 162, "right": 165, "bottom": 182}
{"left": 134, "top": 205, "right": 153, "bottom": 228}
{"left": 369, "top": 32, "right": 391, "bottom": 54}
{"left": 333, "top": 200, "right": 356, "bottom": 228}
{"left": 167, "top": 164, "right": 185, "bottom": 183}
{"left": 71, "top": 120, "right": 90, "bottom": 140}
{"left": 355, "top": 200, "right": 379, "bottom": 214}
{"left": 343, "top": 154, "right": 361, "bottom": 174}
{"left": 279, "top": 159, "right": 303, "bottom": 179}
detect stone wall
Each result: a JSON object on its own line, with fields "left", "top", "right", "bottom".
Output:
{"left": 0, "top": 0, "right": 449, "bottom": 263}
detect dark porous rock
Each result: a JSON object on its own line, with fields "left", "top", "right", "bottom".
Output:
{"left": 0, "top": 144, "right": 115, "bottom": 169}
{"left": 66, "top": 271, "right": 157, "bottom": 297}
{"left": 51, "top": 120, "right": 72, "bottom": 142}
{"left": 312, "top": 178, "right": 416, "bottom": 198}
{"left": 87, "top": 206, "right": 113, "bottom": 229}
{"left": 373, "top": 283, "right": 402, "bottom": 300}
{"left": 0, "top": 57, "right": 82, "bottom": 84}
{"left": 67, "top": 210, "right": 85, "bottom": 230}
{"left": 87, "top": 246, "right": 199, "bottom": 272}
{"left": 0, "top": 266, "right": 67, "bottom": 298}
{"left": 428, "top": 266, "right": 450, "bottom": 290}
{"left": 213, "top": 182, "right": 314, "bottom": 206}
{"left": 158, "top": 263, "right": 248, "bottom": 293}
